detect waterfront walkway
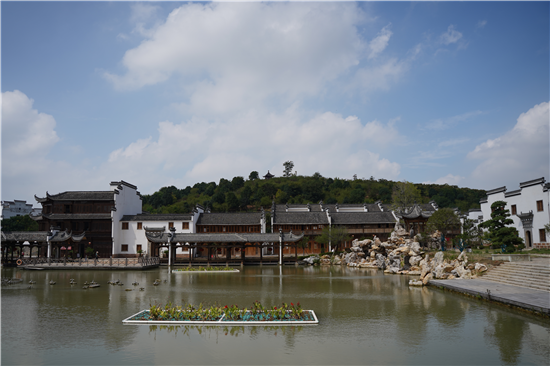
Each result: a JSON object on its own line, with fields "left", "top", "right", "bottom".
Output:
{"left": 429, "top": 278, "right": 550, "bottom": 316}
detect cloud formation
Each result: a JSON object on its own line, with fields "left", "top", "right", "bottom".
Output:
{"left": 440, "top": 25, "right": 463, "bottom": 45}
{"left": 105, "top": 3, "right": 365, "bottom": 110}
{"left": 104, "top": 109, "right": 402, "bottom": 193}
{"left": 468, "top": 101, "right": 549, "bottom": 189}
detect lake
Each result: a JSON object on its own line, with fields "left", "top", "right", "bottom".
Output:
{"left": 1, "top": 265, "right": 549, "bottom": 365}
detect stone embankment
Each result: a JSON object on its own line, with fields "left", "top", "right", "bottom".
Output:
{"left": 302, "top": 230, "right": 488, "bottom": 287}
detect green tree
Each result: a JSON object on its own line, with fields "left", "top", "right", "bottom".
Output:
{"left": 226, "top": 192, "right": 239, "bottom": 212}
{"left": 426, "top": 208, "right": 461, "bottom": 238}
{"left": 231, "top": 176, "right": 245, "bottom": 190}
{"left": 391, "top": 181, "right": 421, "bottom": 213}
{"left": 275, "top": 189, "right": 289, "bottom": 204}
{"left": 297, "top": 236, "right": 310, "bottom": 256}
{"left": 1, "top": 215, "right": 39, "bottom": 231}
{"left": 249, "top": 171, "right": 259, "bottom": 180}
{"left": 240, "top": 186, "right": 252, "bottom": 208}
{"left": 212, "top": 191, "right": 225, "bottom": 204}
{"left": 283, "top": 161, "right": 294, "bottom": 177}
{"left": 458, "top": 218, "right": 478, "bottom": 248}
{"left": 479, "top": 200, "right": 524, "bottom": 252}
{"left": 316, "top": 226, "right": 351, "bottom": 253}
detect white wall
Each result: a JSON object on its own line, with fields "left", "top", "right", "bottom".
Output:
{"left": 110, "top": 181, "right": 142, "bottom": 256}
{"left": 480, "top": 178, "right": 549, "bottom": 247}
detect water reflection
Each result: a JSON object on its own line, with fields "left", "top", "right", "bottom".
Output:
{"left": 2, "top": 266, "right": 549, "bottom": 365}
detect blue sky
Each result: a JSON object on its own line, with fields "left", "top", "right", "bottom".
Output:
{"left": 2, "top": 1, "right": 549, "bottom": 206}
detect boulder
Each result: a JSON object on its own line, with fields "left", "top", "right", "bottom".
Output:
{"left": 375, "top": 253, "right": 386, "bottom": 269}
{"left": 474, "top": 263, "right": 488, "bottom": 272}
{"left": 422, "top": 273, "right": 433, "bottom": 285}
{"left": 409, "top": 280, "right": 423, "bottom": 286}
{"left": 432, "top": 252, "right": 444, "bottom": 267}
{"left": 409, "top": 255, "right": 422, "bottom": 267}
{"left": 410, "top": 242, "right": 421, "bottom": 255}
{"left": 303, "top": 256, "right": 319, "bottom": 265}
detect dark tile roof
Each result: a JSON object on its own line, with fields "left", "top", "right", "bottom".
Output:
{"left": 1, "top": 230, "right": 85, "bottom": 243}
{"left": 145, "top": 232, "right": 302, "bottom": 244}
{"left": 41, "top": 213, "right": 112, "bottom": 220}
{"left": 197, "top": 213, "right": 262, "bottom": 226}
{"left": 1, "top": 231, "right": 48, "bottom": 242}
{"left": 330, "top": 212, "right": 396, "bottom": 224}
{"left": 35, "top": 191, "right": 114, "bottom": 203}
{"left": 121, "top": 214, "right": 192, "bottom": 222}
{"left": 519, "top": 177, "right": 546, "bottom": 189}
{"left": 273, "top": 212, "right": 329, "bottom": 225}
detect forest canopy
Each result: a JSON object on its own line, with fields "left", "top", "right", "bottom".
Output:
{"left": 141, "top": 173, "right": 485, "bottom": 215}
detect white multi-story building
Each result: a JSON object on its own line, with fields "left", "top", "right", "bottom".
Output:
{"left": 1, "top": 200, "right": 39, "bottom": 219}
{"left": 480, "top": 177, "right": 549, "bottom": 249}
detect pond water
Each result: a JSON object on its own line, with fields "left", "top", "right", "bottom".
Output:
{"left": 2, "top": 265, "right": 549, "bottom": 365}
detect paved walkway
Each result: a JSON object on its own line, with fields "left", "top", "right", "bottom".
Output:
{"left": 429, "top": 278, "right": 550, "bottom": 316}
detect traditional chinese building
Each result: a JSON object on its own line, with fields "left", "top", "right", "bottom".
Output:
{"left": 33, "top": 181, "right": 142, "bottom": 257}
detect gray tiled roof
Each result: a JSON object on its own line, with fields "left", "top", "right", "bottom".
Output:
{"left": 273, "top": 212, "right": 329, "bottom": 225}
{"left": 1, "top": 230, "right": 85, "bottom": 242}
{"left": 145, "top": 232, "right": 303, "bottom": 243}
{"left": 35, "top": 191, "right": 114, "bottom": 203}
{"left": 41, "top": 213, "right": 112, "bottom": 220}
{"left": 1, "top": 231, "right": 49, "bottom": 242}
{"left": 197, "top": 213, "right": 261, "bottom": 226}
{"left": 330, "top": 212, "right": 396, "bottom": 224}
{"left": 121, "top": 214, "right": 192, "bottom": 222}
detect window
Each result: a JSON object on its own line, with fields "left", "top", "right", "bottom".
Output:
{"left": 536, "top": 200, "right": 544, "bottom": 212}
{"left": 169, "top": 222, "right": 174, "bottom": 229}
{"left": 223, "top": 227, "right": 226, "bottom": 232}
{"left": 511, "top": 205, "right": 517, "bottom": 215}
{"left": 182, "top": 222, "right": 189, "bottom": 230}
{"left": 122, "top": 222, "right": 129, "bottom": 230}
{"left": 121, "top": 244, "right": 128, "bottom": 252}
{"left": 137, "top": 222, "right": 143, "bottom": 230}
{"left": 137, "top": 245, "right": 142, "bottom": 252}
{"left": 540, "top": 229, "right": 547, "bottom": 242}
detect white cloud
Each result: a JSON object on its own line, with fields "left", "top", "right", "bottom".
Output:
{"left": 424, "top": 174, "right": 464, "bottom": 186}
{"left": 368, "top": 24, "right": 392, "bottom": 59}
{"left": 1, "top": 90, "right": 104, "bottom": 204}
{"left": 467, "top": 101, "right": 549, "bottom": 189}
{"left": 477, "top": 20, "right": 487, "bottom": 29}
{"left": 104, "top": 2, "right": 366, "bottom": 112}
{"left": 102, "top": 109, "right": 401, "bottom": 194}
{"left": 440, "top": 25, "right": 463, "bottom": 45}
{"left": 1, "top": 90, "right": 59, "bottom": 174}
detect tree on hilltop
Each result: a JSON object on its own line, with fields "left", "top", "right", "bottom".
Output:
{"left": 283, "top": 161, "right": 294, "bottom": 177}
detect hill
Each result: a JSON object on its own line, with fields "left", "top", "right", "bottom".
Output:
{"left": 141, "top": 172, "right": 485, "bottom": 215}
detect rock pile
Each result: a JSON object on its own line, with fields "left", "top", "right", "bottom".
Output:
{"left": 301, "top": 230, "right": 489, "bottom": 287}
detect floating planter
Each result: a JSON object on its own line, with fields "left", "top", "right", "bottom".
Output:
{"left": 122, "top": 301, "right": 318, "bottom": 325}
{"left": 172, "top": 266, "right": 239, "bottom": 273}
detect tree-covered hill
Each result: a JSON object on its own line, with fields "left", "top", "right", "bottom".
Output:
{"left": 141, "top": 171, "right": 486, "bottom": 214}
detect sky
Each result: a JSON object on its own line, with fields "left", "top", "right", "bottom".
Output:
{"left": 1, "top": 1, "right": 549, "bottom": 207}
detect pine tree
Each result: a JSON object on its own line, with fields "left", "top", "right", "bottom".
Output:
{"left": 479, "top": 200, "right": 523, "bottom": 252}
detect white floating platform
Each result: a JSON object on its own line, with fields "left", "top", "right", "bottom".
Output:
{"left": 122, "top": 310, "right": 318, "bottom": 325}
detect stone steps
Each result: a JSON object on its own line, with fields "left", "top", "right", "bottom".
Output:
{"left": 481, "top": 261, "right": 550, "bottom": 292}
